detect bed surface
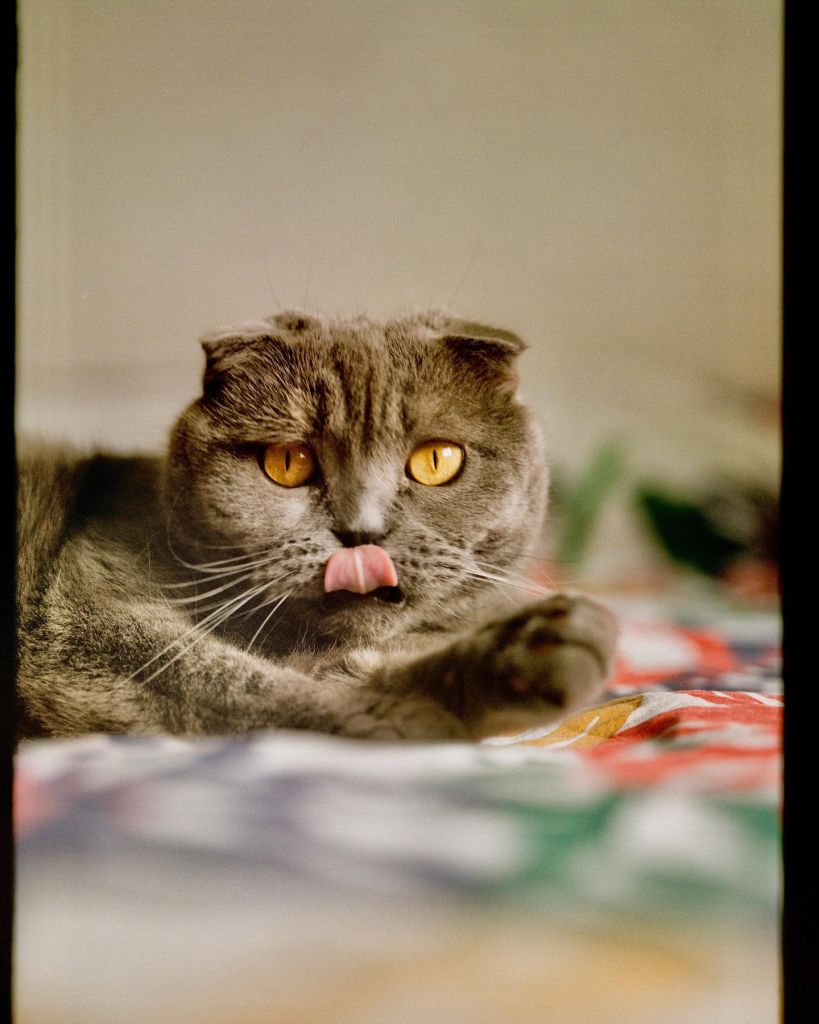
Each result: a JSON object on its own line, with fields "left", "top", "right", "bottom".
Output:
{"left": 14, "top": 597, "right": 781, "bottom": 1024}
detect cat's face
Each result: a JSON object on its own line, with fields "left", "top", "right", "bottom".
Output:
{"left": 165, "top": 310, "right": 547, "bottom": 652}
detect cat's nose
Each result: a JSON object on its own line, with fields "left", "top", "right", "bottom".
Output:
{"left": 332, "top": 529, "right": 386, "bottom": 548}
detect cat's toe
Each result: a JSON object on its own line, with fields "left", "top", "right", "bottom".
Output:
{"left": 465, "top": 594, "right": 618, "bottom": 730}
{"left": 508, "top": 594, "right": 618, "bottom": 680}
{"left": 501, "top": 641, "right": 607, "bottom": 709}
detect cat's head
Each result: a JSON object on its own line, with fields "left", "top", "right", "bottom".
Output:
{"left": 165, "top": 310, "right": 548, "bottom": 651}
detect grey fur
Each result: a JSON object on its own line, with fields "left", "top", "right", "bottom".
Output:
{"left": 17, "top": 310, "right": 617, "bottom": 740}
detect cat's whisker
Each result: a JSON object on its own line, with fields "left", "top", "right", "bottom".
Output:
{"left": 498, "top": 572, "right": 554, "bottom": 594}
{"left": 134, "top": 580, "right": 277, "bottom": 686}
{"left": 217, "top": 573, "right": 300, "bottom": 619}
{"left": 465, "top": 568, "right": 553, "bottom": 597}
{"left": 477, "top": 565, "right": 561, "bottom": 589}
{"left": 163, "top": 570, "right": 264, "bottom": 604}
{"left": 473, "top": 561, "right": 537, "bottom": 584}
{"left": 197, "top": 541, "right": 272, "bottom": 553}
{"left": 515, "top": 560, "right": 585, "bottom": 591}
{"left": 302, "top": 254, "right": 316, "bottom": 309}
{"left": 473, "top": 560, "right": 558, "bottom": 592}
{"left": 160, "top": 569, "right": 263, "bottom": 592}
{"left": 447, "top": 247, "right": 480, "bottom": 308}
{"left": 245, "top": 576, "right": 300, "bottom": 613}
{"left": 160, "top": 565, "right": 277, "bottom": 592}
{"left": 130, "top": 577, "right": 275, "bottom": 682}
{"left": 163, "top": 525, "right": 274, "bottom": 569}
{"left": 159, "top": 550, "right": 288, "bottom": 588}
{"left": 521, "top": 564, "right": 560, "bottom": 588}
{"left": 176, "top": 550, "right": 273, "bottom": 570}
{"left": 167, "top": 550, "right": 281, "bottom": 576}
{"left": 167, "top": 572, "right": 297, "bottom": 612}
{"left": 245, "top": 591, "right": 291, "bottom": 653}
{"left": 257, "top": 615, "right": 283, "bottom": 652}
{"left": 263, "top": 261, "right": 283, "bottom": 312}
{"left": 162, "top": 565, "right": 294, "bottom": 602}
{"left": 175, "top": 567, "right": 297, "bottom": 628}
{"left": 460, "top": 581, "right": 486, "bottom": 597}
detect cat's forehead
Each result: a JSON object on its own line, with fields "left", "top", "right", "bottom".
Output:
{"left": 299, "top": 322, "right": 459, "bottom": 444}
{"left": 206, "top": 310, "right": 457, "bottom": 385}
{"left": 199, "top": 308, "right": 525, "bottom": 444}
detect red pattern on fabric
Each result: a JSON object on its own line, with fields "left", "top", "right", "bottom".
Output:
{"left": 617, "top": 708, "right": 780, "bottom": 746}
{"left": 581, "top": 747, "right": 779, "bottom": 788}
{"left": 610, "top": 626, "right": 741, "bottom": 688}
{"left": 13, "top": 771, "right": 58, "bottom": 838}
{"left": 574, "top": 687, "right": 782, "bottom": 789}
{"left": 693, "top": 690, "right": 782, "bottom": 709}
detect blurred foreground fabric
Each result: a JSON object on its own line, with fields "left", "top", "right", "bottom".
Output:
{"left": 14, "top": 598, "right": 781, "bottom": 1024}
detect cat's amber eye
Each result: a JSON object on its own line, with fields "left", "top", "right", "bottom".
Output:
{"left": 406, "top": 440, "right": 464, "bottom": 486}
{"left": 262, "top": 443, "right": 317, "bottom": 487}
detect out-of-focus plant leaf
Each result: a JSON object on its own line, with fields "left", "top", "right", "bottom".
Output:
{"left": 636, "top": 487, "right": 747, "bottom": 577}
{"left": 700, "top": 481, "right": 778, "bottom": 561}
{"left": 555, "top": 441, "right": 626, "bottom": 566}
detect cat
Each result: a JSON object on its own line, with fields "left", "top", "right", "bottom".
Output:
{"left": 16, "top": 309, "right": 617, "bottom": 741}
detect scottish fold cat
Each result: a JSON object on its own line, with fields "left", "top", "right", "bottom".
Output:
{"left": 17, "top": 309, "right": 616, "bottom": 740}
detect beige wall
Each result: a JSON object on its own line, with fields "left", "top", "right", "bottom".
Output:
{"left": 18, "top": 0, "right": 781, "bottom": 504}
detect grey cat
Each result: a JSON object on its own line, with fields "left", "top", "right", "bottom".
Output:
{"left": 17, "top": 310, "right": 617, "bottom": 741}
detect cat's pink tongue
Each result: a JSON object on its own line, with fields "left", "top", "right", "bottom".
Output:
{"left": 324, "top": 545, "right": 399, "bottom": 595}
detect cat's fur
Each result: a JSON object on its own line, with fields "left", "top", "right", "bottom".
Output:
{"left": 16, "top": 309, "right": 617, "bottom": 741}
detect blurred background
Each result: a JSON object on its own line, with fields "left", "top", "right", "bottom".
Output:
{"left": 17, "top": 0, "right": 781, "bottom": 599}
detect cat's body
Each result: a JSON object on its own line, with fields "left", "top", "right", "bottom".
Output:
{"left": 17, "top": 310, "right": 617, "bottom": 741}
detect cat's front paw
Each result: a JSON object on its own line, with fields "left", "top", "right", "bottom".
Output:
{"left": 458, "top": 593, "right": 618, "bottom": 737}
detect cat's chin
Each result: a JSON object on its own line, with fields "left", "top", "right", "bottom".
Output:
{"left": 309, "top": 587, "right": 410, "bottom": 645}
{"left": 322, "top": 586, "right": 406, "bottom": 609}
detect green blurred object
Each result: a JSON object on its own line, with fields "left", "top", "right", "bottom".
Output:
{"left": 554, "top": 441, "right": 626, "bottom": 566}
{"left": 636, "top": 488, "right": 747, "bottom": 577}
{"left": 551, "top": 445, "right": 777, "bottom": 583}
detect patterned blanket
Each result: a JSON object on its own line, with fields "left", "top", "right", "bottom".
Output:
{"left": 14, "top": 601, "right": 781, "bottom": 1024}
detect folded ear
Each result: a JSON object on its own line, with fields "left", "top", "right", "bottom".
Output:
{"left": 440, "top": 319, "right": 527, "bottom": 359}
{"left": 268, "top": 310, "right": 324, "bottom": 334}
{"left": 199, "top": 320, "right": 289, "bottom": 397}
{"left": 439, "top": 319, "right": 527, "bottom": 392}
